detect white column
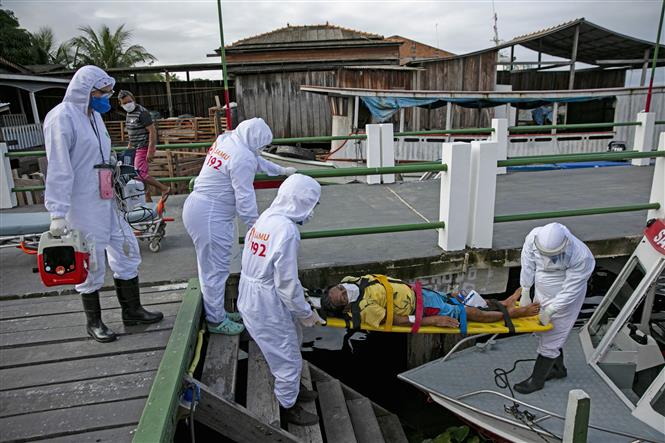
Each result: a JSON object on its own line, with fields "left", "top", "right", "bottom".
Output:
{"left": 632, "top": 112, "right": 656, "bottom": 167}
{"left": 562, "top": 390, "right": 590, "bottom": 443}
{"left": 380, "top": 123, "right": 395, "bottom": 184}
{"left": 366, "top": 124, "right": 382, "bottom": 184}
{"left": 438, "top": 142, "right": 472, "bottom": 251}
{"left": 29, "top": 92, "right": 40, "bottom": 125}
{"left": 0, "top": 143, "right": 17, "bottom": 209}
{"left": 491, "top": 118, "right": 508, "bottom": 175}
{"left": 353, "top": 96, "right": 360, "bottom": 130}
{"left": 648, "top": 132, "right": 665, "bottom": 221}
{"left": 467, "top": 140, "right": 498, "bottom": 248}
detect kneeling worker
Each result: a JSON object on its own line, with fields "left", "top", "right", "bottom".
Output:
{"left": 238, "top": 174, "right": 324, "bottom": 426}
{"left": 513, "top": 222, "right": 595, "bottom": 394}
{"left": 322, "top": 275, "right": 540, "bottom": 330}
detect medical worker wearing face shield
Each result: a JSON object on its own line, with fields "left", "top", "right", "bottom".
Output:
{"left": 237, "top": 174, "right": 324, "bottom": 425}
{"left": 44, "top": 65, "right": 163, "bottom": 343}
{"left": 514, "top": 222, "right": 595, "bottom": 394}
{"left": 183, "top": 118, "right": 296, "bottom": 335}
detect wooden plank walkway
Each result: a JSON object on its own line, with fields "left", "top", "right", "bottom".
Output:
{"left": 0, "top": 283, "right": 189, "bottom": 443}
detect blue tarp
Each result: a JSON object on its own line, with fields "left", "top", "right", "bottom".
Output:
{"left": 361, "top": 96, "right": 605, "bottom": 122}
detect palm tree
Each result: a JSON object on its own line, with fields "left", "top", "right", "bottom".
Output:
{"left": 69, "top": 24, "right": 156, "bottom": 69}
{"left": 31, "top": 26, "right": 74, "bottom": 67}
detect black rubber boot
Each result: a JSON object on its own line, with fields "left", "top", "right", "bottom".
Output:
{"left": 547, "top": 349, "right": 568, "bottom": 380}
{"left": 514, "top": 354, "right": 556, "bottom": 394}
{"left": 114, "top": 276, "right": 163, "bottom": 325}
{"left": 81, "top": 291, "right": 117, "bottom": 343}
{"left": 282, "top": 404, "right": 319, "bottom": 426}
{"left": 297, "top": 385, "right": 318, "bottom": 402}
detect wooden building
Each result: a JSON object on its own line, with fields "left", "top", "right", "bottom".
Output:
{"left": 387, "top": 35, "right": 455, "bottom": 65}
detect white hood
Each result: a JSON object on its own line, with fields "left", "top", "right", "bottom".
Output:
{"left": 267, "top": 174, "right": 321, "bottom": 223}
{"left": 229, "top": 117, "right": 273, "bottom": 154}
{"left": 63, "top": 65, "right": 115, "bottom": 115}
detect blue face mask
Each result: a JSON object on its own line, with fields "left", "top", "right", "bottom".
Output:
{"left": 90, "top": 95, "right": 111, "bottom": 114}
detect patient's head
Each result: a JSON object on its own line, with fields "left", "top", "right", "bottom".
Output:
{"left": 321, "top": 284, "right": 349, "bottom": 315}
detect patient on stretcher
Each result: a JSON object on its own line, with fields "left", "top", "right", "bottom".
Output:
{"left": 320, "top": 275, "right": 540, "bottom": 329}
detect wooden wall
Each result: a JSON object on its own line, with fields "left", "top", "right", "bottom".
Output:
{"left": 497, "top": 68, "right": 626, "bottom": 91}
{"left": 234, "top": 70, "right": 336, "bottom": 138}
{"left": 23, "top": 80, "right": 232, "bottom": 123}
{"left": 417, "top": 51, "right": 498, "bottom": 130}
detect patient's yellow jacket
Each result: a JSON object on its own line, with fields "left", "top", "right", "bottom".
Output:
{"left": 341, "top": 274, "right": 415, "bottom": 328}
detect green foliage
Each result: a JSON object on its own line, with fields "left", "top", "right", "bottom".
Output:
{"left": 423, "top": 426, "right": 482, "bottom": 443}
{"left": 31, "top": 26, "right": 73, "bottom": 67}
{"left": 69, "top": 24, "right": 156, "bottom": 69}
{"left": 0, "top": 8, "right": 37, "bottom": 65}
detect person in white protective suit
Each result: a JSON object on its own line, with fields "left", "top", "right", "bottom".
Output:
{"left": 44, "top": 65, "right": 163, "bottom": 343}
{"left": 183, "top": 117, "right": 297, "bottom": 335}
{"left": 513, "top": 222, "right": 595, "bottom": 394}
{"left": 237, "top": 174, "right": 324, "bottom": 426}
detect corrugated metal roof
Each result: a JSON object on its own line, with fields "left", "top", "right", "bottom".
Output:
{"left": 460, "top": 18, "right": 662, "bottom": 68}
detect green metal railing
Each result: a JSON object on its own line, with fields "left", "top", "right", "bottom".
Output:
{"left": 508, "top": 121, "right": 641, "bottom": 133}
{"left": 13, "top": 163, "right": 448, "bottom": 194}
{"left": 498, "top": 150, "right": 665, "bottom": 167}
{"left": 657, "top": 120, "right": 665, "bottom": 125}
{"left": 240, "top": 221, "right": 445, "bottom": 244}
{"left": 495, "top": 203, "right": 660, "bottom": 223}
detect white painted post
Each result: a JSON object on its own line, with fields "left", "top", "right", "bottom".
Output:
{"left": 648, "top": 132, "right": 665, "bottom": 220}
{"left": 366, "top": 124, "right": 382, "bottom": 185}
{"left": 0, "top": 142, "right": 17, "bottom": 209}
{"left": 562, "top": 390, "right": 590, "bottom": 443}
{"left": 380, "top": 123, "right": 395, "bottom": 184}
{"left": 467, "top": 140, "right": 498, "bottom": 248}
{"left": 438, "top": 142, "right": 472, "bottom": 251}
{"left": 29, "top": 92, "right": 40, "bottom": 125}
{"left": 632, "top": 112, "right": 656, "bottom": 166}
{"left": 491, "top": 118, "right": 508, "bottom": 175}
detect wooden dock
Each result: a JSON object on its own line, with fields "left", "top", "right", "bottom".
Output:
{"left": 0, "top": 283, "right": 188, "bottom": 442}
{"left": 1, "top": 279, "right": 408, "bottom": 442}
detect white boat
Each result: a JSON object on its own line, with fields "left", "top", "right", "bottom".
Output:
{"left": 399, "top": 219, "right": 665, "bottom": 442}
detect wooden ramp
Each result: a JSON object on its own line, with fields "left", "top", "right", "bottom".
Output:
{"left": 0, "top": 282, "right": 190, "bottom": 443}
{"left": 196, "top": 334, "right": 408, "bottom": 443}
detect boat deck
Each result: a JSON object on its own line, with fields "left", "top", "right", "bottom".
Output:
{"left": 399, "top": 333, "right": 664, "bottom": 442}
{"left": 0, "top": 283, "right": 188, "bottom": 442}
{"left": 0, "top": 165, "right": 655, "bottom": 296}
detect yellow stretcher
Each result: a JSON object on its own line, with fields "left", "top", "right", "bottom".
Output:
{"left": 317, "top": 275, "right": 553, "bottom": 335}
{"left": 323, "top": 315, "right": 553, "bottom": 334}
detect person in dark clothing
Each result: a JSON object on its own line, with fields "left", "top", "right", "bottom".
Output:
{"left": 118, "top": 90, "right": 170, "bottom": 202}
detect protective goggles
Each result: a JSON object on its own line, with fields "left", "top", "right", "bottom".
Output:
{"left": 92, "top": 88, "right": 115, "bottom": 98}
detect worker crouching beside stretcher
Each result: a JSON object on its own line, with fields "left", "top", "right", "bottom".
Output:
{"left": 321, "top": 275, "right": 541, "bottom": 331}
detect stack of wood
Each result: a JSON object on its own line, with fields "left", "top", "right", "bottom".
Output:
{"left": 147, "top": 148, "right": 206, "bottom": 194}
{"left": 105, "top": 116, "right": 225, "bottom": 146}
{"left": 12, "top": 171, "right": 44, "bottom": 207}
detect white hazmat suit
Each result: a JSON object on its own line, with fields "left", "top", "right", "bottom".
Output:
{"left": 237, "top": 174, "right": 321, "bottom": 408}
{"left": 183, "top": 118, "right": 288, "bottom": 324}
{"left": 520, "top": 223, "right": 595, "bottom": 358}
{"left": 44, "top": 65, "right": 141, "bottom": 294}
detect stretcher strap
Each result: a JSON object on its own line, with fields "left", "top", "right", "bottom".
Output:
{"left": 373, "top": 275, "right": 394, "bottom": 332}
{"left": 411, "top": 280, "right": 423, "bottom": 333}
{"left": 488, "top": 299, "right": 515, "bottom": 334}
{"left": 447, "top": 295, "right": 468, "bottom": 336}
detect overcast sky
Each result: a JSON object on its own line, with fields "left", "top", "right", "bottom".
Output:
{"left": 4, "top": 0, "right": 664, "bottom": 83}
